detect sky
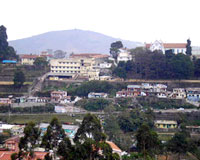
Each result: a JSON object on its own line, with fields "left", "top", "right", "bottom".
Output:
{"left": 1, "top": 0, "right": 200, "bottom": 45}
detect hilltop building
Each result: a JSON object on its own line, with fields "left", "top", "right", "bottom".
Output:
{"left": 145, "top": 40, "right": 187, "bottom": 54}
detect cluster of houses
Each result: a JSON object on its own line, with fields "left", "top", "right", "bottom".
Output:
{"left": 0, "top": 90, "right": 82, "bottom": 107}
{"left": 116, "top": 83, "right": 200, "bottom": 105}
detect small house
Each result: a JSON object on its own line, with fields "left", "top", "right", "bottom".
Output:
{"left": 154, "top": 120, "right": 178, "bottom": 129}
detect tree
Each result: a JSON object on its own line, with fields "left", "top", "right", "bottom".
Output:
{"left": 13, "top": 69, "right": 25, "bottom": 88}
{"left": 41, "top": 117, "right": 65, "bottom": 153}
{"left": 169, "top": 53, "right": 194, "bottom": 79}
{"left": 186, "top": 39, "right": 192, "bottom": 56}
{"left": 19, "top": 122, "right": 41, "bottom": 154}
{"left": 74, "top": 114, "right": 119, "bottom": 160}
{"left": 194, "top": 59, "right": 200, "bottom": 77}
{"left": 81, "top": 98, "right": 110, "bottom": 111}
{"left": 57, "top": 137, "right": 75, "bottom": 160}
{"left": 0, "top": 25, "right": 18, "bottom": 61}
{"left": 74, "top": 113, "right": 106, "bottom": 143}
{"left": 136, "top": 123, "right": 161, "bottom": 159}
{"left": 167, "top": 128, "right": 197, "bottom": 160}
{"left": 110, "top": 41, "right": 123, "bottom": 59}
{"left": 34, "top": 57, "right": 48, "bottom": 69}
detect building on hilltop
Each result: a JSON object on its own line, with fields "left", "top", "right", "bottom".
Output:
{"left": 145, "top": 40, "right": 187, "bottom": 54}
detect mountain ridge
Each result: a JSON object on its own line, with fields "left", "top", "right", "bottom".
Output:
{"left": 9, "top": 29, "right": 143, "bottom": 54}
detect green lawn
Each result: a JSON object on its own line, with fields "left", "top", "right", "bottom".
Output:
{"left": 0, "top": 114, "right": 84, "bottom": 124}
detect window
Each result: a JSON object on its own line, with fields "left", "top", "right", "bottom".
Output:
{"left": 59, "top": 67, "right": 61, "bottom": 68}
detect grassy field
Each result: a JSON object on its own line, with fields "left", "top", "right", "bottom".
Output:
{"left": 0, "top": 114, "right": 84, "bottom": 124}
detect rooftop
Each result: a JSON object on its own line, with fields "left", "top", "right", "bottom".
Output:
{"left": 70, "top": 53, "right": 109, "bottom": 59}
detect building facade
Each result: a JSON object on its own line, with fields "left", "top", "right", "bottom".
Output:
{"left": 145, "top": 40, "right": 187, "bottom": 54}
{"left": 49, "top": 54, "right": 109, "bottom": 80}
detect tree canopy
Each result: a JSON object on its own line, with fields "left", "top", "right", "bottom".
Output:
{"left": 136, "top": 123, "right": 161, "bottom": 158}
{"left": 110, "top": 41, "right": 123, "bottom": 59}
{"left": 13, "top": 69, "right": 25, "bottom": 88}
{"left": 0, "top": 25, "right": 18, "bottom": 61}
{"left": 34, "top": 57, "right": 48, "bottom": 69}
{"left": 112, "top": 50, "right": 195, "bottom": 80}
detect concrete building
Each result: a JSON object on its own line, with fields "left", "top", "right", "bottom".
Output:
{"left": 49, "top": 54, "right": 108, "bottom": 80}
{"left": 117, "top": 49, "right": 132, "bottom": 63}
{"left": 20, "top": 54, "right": 39, "bottom": 65}
{"left": 154, "top": 120, "right": 178, "bottom": 129}
{"left": 88, "top": 92, "right": 108, "bottom": 98}
{"left": 169, "top": 88, "right": 186, "bottom": 99}
{"left": 186, "top": 88, "right": 200, "bottom": 102}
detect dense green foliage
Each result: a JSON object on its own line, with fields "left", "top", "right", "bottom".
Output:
{"left": 42, "top": 117, "right": 66, "bottom": 151}
{"left": 76, "top": 98, "right": 110, "bottom": 111}
{"left": 138, "top": 98, "right": 195, "bottom": 109}
{"left": 113, "top": 49, "right": 195, "bottom": 80}
{"left": 19, "top": 122, "right": 41, "bottom": 152}
{"left": 118, "top": 109, "right": 154, "bottom": 133}
{"left": 67, "top": 80, "right": 126, "bottom": 97}
{"left": 136, "top": 124, "right": 161, "bottom": 158}
{"left": 33, "top": 57, "right": 48, "bottom": 69}
{"left": 0, "top": 25, "right": 18, "bottom": 61}
{"left": 13, "top": 69, "right": 25, "bottom": 88}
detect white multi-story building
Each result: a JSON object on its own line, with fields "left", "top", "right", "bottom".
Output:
{"left": 117, "top": 49, "right": 132, "bottom": 63}
{"left": 49, "top": 54, "right": 109, "bottom": 80}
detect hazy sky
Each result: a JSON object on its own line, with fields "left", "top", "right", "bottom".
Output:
{"left": 1, "top": 0, "right": 200, "bottom": 45}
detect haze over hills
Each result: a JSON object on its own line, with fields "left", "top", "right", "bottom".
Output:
{"left": 9, "top": 29, "right": 143, "bottom": 54}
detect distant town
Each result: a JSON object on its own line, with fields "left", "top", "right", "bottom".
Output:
{"left": 1, "top": 25, "right": 200, "bottom": 160}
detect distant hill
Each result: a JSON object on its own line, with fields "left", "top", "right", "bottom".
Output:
{"left": 9, "top": 29, "right": 142, "bottom": 54}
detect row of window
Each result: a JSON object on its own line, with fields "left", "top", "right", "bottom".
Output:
{"left": 51, "top": 66, "right": 81, "bottom": 69}
{"left": 51, "top": 70, "right": 80, "bottom": 73}
{"left": 58, "top": 62, "right": 77, "bottom": 64}
{"left": 188, "top": 94, "right": 200, "bottom": 97}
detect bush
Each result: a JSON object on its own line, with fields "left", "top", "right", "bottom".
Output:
{"left": 67, "top": 81, "right": 126, "bottom": 97}
{"left": 76, "top": 99, "right": 110, "bottom": 111}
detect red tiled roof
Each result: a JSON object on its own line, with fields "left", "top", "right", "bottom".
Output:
{"left": 21, "top": 55, "right": 39, "bottom": 59}
{"left": 106, "top": 141, "right": 122, "bottom": 152}
{"left": 0, "top": 151, "right": 48, "bottom": 160}
{"left": 0, "top": 151, "right": 15, "bottom": 160}
{"left": 163, "top": 43, "right": 186, "bottom": 48}
{"left": 146, "top": 43, "right": 186, "bottom": 49}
